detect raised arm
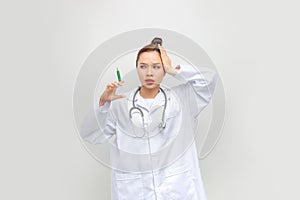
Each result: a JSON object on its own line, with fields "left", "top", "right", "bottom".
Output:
{"left": 173, "top": 65, "right": 217, "bottom": 118}
{"left": 158, "top": 45, "right": 217, "bottom": 117}
{"left": 79, "top": 81, "right": 125, "bottom": 144}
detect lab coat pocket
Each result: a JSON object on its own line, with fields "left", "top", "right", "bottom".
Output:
{"left": 115, "top": 172, "right": 144, "bottom": 200}
{"left": 161, "top": 166, "right": 197, "bottom": 200}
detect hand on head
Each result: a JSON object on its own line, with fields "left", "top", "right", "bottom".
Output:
{"left": 158, "top": 44, "right": 180, "bottom": 76}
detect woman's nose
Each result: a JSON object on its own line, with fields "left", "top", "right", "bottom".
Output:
{"left": 146, "top": 67, "right": 153, "bottom": 76}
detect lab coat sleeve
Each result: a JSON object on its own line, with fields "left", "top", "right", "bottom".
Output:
{"left": 79, "top": 101, "right": 116, "bottom": 144}
{"left": 173, "top": 64, "right": 217, "bottom": 118}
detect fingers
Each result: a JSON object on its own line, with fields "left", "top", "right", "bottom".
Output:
{"left": 106, "top": 81, "right": 124, "bottom": 90}
{"left": 100, "top": 80, "right": 125, "bottom": 104}
{"left": 158, "top": 45, "right": 169, "bottom": 62}
{"left": 158, "top": 45, "right": 172, "bottom": 73}
{"left": 158, "top": 44, "right": 166, "bottom": 55}
{"left": 114, "top": 94, "right": 126, "bottom": 99}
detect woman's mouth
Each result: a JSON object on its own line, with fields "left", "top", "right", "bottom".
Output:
{"left": 145, "top": 79, "right": 155, "bottom": 85}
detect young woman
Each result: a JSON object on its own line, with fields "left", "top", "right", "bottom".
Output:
{"left": 81, "top": 38, "right": 217, "bottom": 200}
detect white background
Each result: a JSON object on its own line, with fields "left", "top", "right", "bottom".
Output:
{"left": 1, "top": 0, "right": 300, "bottom": 199}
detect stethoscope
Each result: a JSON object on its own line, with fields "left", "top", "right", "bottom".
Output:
{"left": 129, "top": 86, "right": 167, "bottom": 132}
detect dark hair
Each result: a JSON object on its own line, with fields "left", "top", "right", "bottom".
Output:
{"left": 135, "top": 37, "right": 163, "bottom": 67}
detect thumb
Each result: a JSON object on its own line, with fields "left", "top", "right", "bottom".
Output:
{"left": 113, "top": 94, "right": 126, "bottom": 100}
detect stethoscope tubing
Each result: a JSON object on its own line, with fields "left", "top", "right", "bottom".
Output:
{"left": 129, "top": 86, "right": 167, "bottom": 138}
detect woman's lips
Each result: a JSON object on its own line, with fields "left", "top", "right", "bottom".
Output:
{"left": 145, "top": 79, "right": 155, "bottom": 85}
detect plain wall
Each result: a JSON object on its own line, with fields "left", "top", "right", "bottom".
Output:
{"left": 1, "top": 0, "right": 299, "bottom": 199}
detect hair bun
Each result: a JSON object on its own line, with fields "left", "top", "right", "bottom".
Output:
{"left": 151, "top": 37, "right": 162, "bottom": 46}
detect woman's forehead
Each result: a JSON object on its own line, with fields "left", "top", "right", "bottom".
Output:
{"left": 138, "top": 51, "right": 162, "bottom": 63}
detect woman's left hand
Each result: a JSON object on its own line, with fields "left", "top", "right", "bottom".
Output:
{"left": 159, "top": 45, "right": 180, "bottom": 76}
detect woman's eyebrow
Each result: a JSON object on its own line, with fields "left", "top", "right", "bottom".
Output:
{"left": 138, "top": 62, "right": 162, "bottom": 65}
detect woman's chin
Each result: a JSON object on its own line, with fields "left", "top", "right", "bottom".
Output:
{"left": 142, "top": 83, "right": 160, "bottom": 89}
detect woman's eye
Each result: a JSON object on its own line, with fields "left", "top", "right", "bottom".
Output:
{"left": 139, "top": 65, "right": 146, "bottom": 69}
{"left": 153, "top": 65, "right": 161, "bottom": 69}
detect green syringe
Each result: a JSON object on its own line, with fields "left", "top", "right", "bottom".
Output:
{"left": 116, "top": 68, "right": 122, "bottom": 82}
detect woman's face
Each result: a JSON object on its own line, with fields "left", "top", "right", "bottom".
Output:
{"left": 136, "top": 51, "right": 165, "bottom": 89}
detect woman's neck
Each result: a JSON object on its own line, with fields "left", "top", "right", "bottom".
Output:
{"left": 140, "top": 86, "right": 160, "bottom": 99}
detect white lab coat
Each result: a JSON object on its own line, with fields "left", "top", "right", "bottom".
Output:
{"left": 80, "top": 65, "right": 217, "bottom": 200}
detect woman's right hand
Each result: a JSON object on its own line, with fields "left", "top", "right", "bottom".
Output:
{"left": 99, "top": 81, "right": 125, "bottom": 107}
